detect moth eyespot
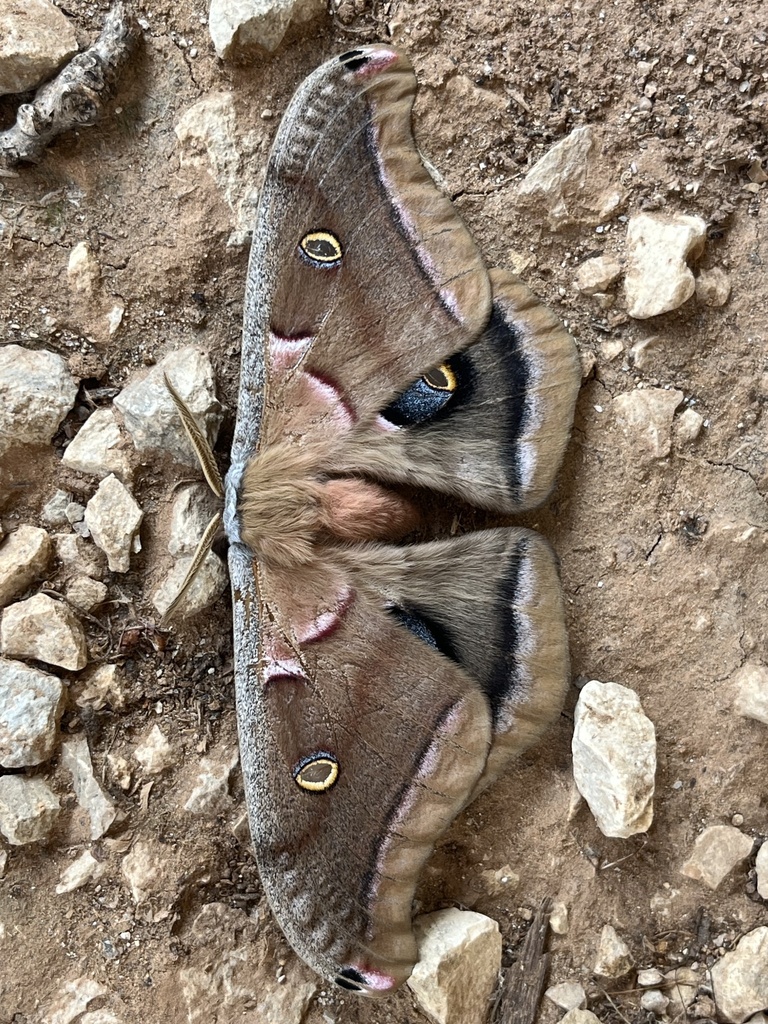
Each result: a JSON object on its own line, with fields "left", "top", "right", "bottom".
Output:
{"left": 423, "top": 363, "right": 457, "bottom": 392}
{"left": 293, "top": 752, "right": 339, "bottom": 792}
{"left": 299, "top": 230, "right": 343, "bottom": 266}
{"left": 335, "top": 966, "right": 365, "bottom": 991}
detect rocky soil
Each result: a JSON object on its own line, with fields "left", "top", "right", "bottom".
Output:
{"left": 0, "top": 1, "right": 766, "bottom": 1023}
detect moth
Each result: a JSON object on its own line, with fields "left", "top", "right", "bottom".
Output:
{"left": 167, "top": 45, "right": 580, "bottom": 998}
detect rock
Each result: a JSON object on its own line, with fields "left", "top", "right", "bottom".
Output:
{"left": 152, "top": 552, "right": 228, "bottom": 620}
{"left": 711, "top": 931, "right": 768, "bottom": 1024}
{"left": 756, "top": 842, "right": 768, "bottom": 899}
{"left": 179, "top": 903, "right": 318, "bottom": 1024}
{"left": 675, "top": 407, "right": 704, "bottom": 446}
{"left": 42, "top": 490, "right": 73, "bottom": 529}
{"left": 67, "top": 241, "right": 101, "bottom": 297}
{"left": 65, "top": 576, "right": 108, "bottom": 613}
{"left": 517, "top": 126, "right": 624, "bottom": 230}
{"left": 0, "top": 774, "right": 60, "bottom": 844}
{"left": 175, "top": 92, "right": 249, "bottom": 230}
{"left": 695, "top": 266, "right": 731, "bottom": 307}
{"left": 65, "top": 502, "right": 86, "bottom": 527}
{"left": 732, "top": 661, "right": 768, "bottom": 725}
{"left": 593, "top": 924, "right": 633, "bottom": 977}
{"left": 0, "top": 0, "right": 78, "bottom": 97}
{"left": 550, "top": 901, "right": 569, "bottom": 935}
{"left": 637, "top": 968, "right": 665, "bottom": 986}
{"left": 40, "top": 976, "right": 109, "bottom": 1024}
{"left": 61, "top": 735, "right": 116, "bottom": 840}
{"left": 62, "top": 407, "right": 132, "bottom": 483}
{"left": 575, "top": 256, "right": 623, "bottom": 295}
{"left": 114, "top": 347, "right": 222, "bottom": 467}
{"left": 663, "top": 967, "right": 700, "bottom": 1015}
{"left": 209, "top": 0, "right": 324, "bottom": 58}
{"left": 0, "top": 345, "right": 78, "bottom": 456}
{"left": 121, "top": 838, "right": 175, "bottom": 905}
{"left": 183, "top": 746, "right": 238, "bottom": 815}
{"left": 84, "top": 475, "right": 143, "bottom": 573}
{"left": 0, "top": 848, "right": 7, "bottom": 877}
{"left": 167, "top": 484, "right": 218, "bottom": 555}
{"left": 572, "top": 679, "right": 656, "bottom": 838}
{"left": 624, "top": 213, "right": 707, "bottom": 318}
{"left": 0, "top": 658, "right": 64, "bottom": 767}
{"left": 478, "top": 863, "right": 519, "bottom": 896}
{"left": 106, "top": 753, "right": 132, "bottom": 791}
{"left": 613, "top": 388, "right": 684, "bottom": 461}
{"left": 407, "top": 909, "right": 502, "bottom": 1024}
{"left": 545, "top": 981, "right": 587, "bottom": 1011}
{"left": 134, "top": 724, "right": 174, "bottom": 776}
{"left": 0, "top": 592, "right": 88, "bottom": 670}
{"left": 559, "top": 1010, "right": 602, "bottom": 1024}
{"left": 54, "top": 534, "right": 105, "bottom": 581}
{"left": 75, "top": 664, "right": 124, "bottom": 711}
{"left": 55, "top": 849, "right": 107, "bottom": 895}
{"left": 680, "top": 825, "right": 754, "bottom": 889}
{"left": 640, "top": 989, "right": 670, "bottom": 1014}
{"left": 0, "top": 524, "right": 52, "bottom": 607}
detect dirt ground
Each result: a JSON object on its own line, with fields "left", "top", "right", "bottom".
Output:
{"left": 0, "top": 1, "right": 766, "bottom": 1022}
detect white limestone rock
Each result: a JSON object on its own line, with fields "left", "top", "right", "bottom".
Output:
{"left": 407, "top": 909, "right": 502, "bottom": 1024}
{"left": 114, "top": 347, "right": 222, "bottom": 467}
{"left": 711, "top": 933, "right": 768, "bottom": 1024}
{"left": 575, "top": 255, "right": 623, "bottom": 295}
{"left": 0, "top": 592, "right": 87, "bottom": 670}
{"left": 84, "top": 475, "right": 143, "bottom": 573}
{"left": 65, "top": 576, "right": 108, "bottom": 613}
{"left": 641, "top": 989, "right": 670, "bottom": 1015}
{"left": 55, "top": 849, "right": 107, "bottom": 895}
{"left": 637, "top": 968, "right": 665, "bottom": 986}
{"left": 0, "top": 658, "right": 64, "bottom": 767}
{"left": 613, "top": 387, "right": 684, "bottom": 461}
{"left": 0, "top": 0, "right": 78, "bottom": 96}
{"left": 40, "top": 976, "right": 110, "bottom": 1024}
{"left": 183, "top": 746, "right": 238, "bottom": 815}
{"left": 732, "top": 661, "right": 768, "bottom": 725}
{"left": 61, "top": 735, "right": 116, "bottom": 840}
{"left": 152, "top": 551, "right": 228, "bottom": 620}
{"left": 550, "top": 901, "right": 570, "bottom": 935}
{"left": 663, "top": 967, "right": 700, "bottom": 1015}
{"left": 67, "top": 241, "right": 101, "bottom": 297}
{"left": 624, "top": 213, "right": 707, "bottom": 318}
{"left": 559, "top": 1010, "right": 603, "bottom": 1024}
{"left": 209, "top": 0, "right": 324, "bottom": 58}
{"left": 0, "top": 774, "right": 60, "bottom": 844}
{"left": 167, "top": 484, "right": 217, "bottom": 556}
{"left": 62, "top": 407, "right": 132, "bottom": 482}
{"left": 75, "top": 664, "right": 124, "bottom": 711}
{"left": 517, "top": 126, "right": 624, "bottom": 230}
{"left": 675, "top": 406, "right": 704, "bottom": 446}
{"left": 0, "top": 345, "right": 78, "bottom": 456}
{"left": 593, "top": 924, "right": 633, "bottom": 977}
{"left": 680, "top": 825, "right": 754, "bottom": 890}
{"left": 121, "top": 838, "right": 174, "bottom": 904}
{"left": 0, "top": 524, "right": 52, "bottom": 608}
{"left": 42, "top": 490, "right": 72, "bottom": 528}
{"left": 545, "top": 981, "right": 587, "bottom": 1011}
{"left": 53, "top": 533, "right": 105, "bottom": 581}
{"left": 134, "top": 725, "right": 174, "bottom": 776}
{"left": 572, "top": 679, "right": 656, "bottom": 838}
{"left": 756, "top": 841, "right": 768, "bottom": 899}
{"left": 695, "top": 266, "right": 731, "bottom": 307}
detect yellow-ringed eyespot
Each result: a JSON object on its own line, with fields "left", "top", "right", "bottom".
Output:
{"left": 293, "top": 752, "right": 339, "bottom": 792}
{"left": 423, "top": 363, "right": 457, "bottom": 392}
{"left": 300, "top": 230, "right": 343, "bottom": 266}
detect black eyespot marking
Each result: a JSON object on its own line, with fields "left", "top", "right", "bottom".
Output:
{"left": 293, "top": 752, "right": 339, "bottom": 792}
{"left": 299, "top": 230, "right": 343, "bottom": 266}
{"left": 389, "top": 606, "right": 458, "bottom": 662}
{"left": 338, "top": 49, "right": 370, "bottom": 72}
{"left": 381, "top": 358, "right": 462, "bottom": 427}
{"left": 336, "top": 966, "right": 365, "bottom": 990}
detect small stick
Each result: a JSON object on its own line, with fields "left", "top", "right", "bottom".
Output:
{"left": 498, "top": 899, "right": 552, "bottom": 1024}
{"left": 0, "top": 2, "right": 140, "bottom": 169}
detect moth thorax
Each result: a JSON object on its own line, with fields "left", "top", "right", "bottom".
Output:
{"left": 239, "top": 446, "right": 324, "bottom": 567}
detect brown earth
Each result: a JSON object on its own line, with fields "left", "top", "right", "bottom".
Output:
{"left": 0, "top": 1, "right": 766, "bottom": 1023}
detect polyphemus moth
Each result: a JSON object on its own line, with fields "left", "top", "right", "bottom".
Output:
{"left": 168, "top": 45, "right": 580, "bottom": 998}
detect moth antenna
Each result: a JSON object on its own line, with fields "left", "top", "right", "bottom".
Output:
{"left": 161, "top": 511, "right": 222, "bottom": 624}
{"left": 163, "top": 372, "right": 224, "bottom": 498}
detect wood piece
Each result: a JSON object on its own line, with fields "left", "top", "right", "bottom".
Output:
{"left": 498, "top": 899, "right": 553, "bottom": 1024}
